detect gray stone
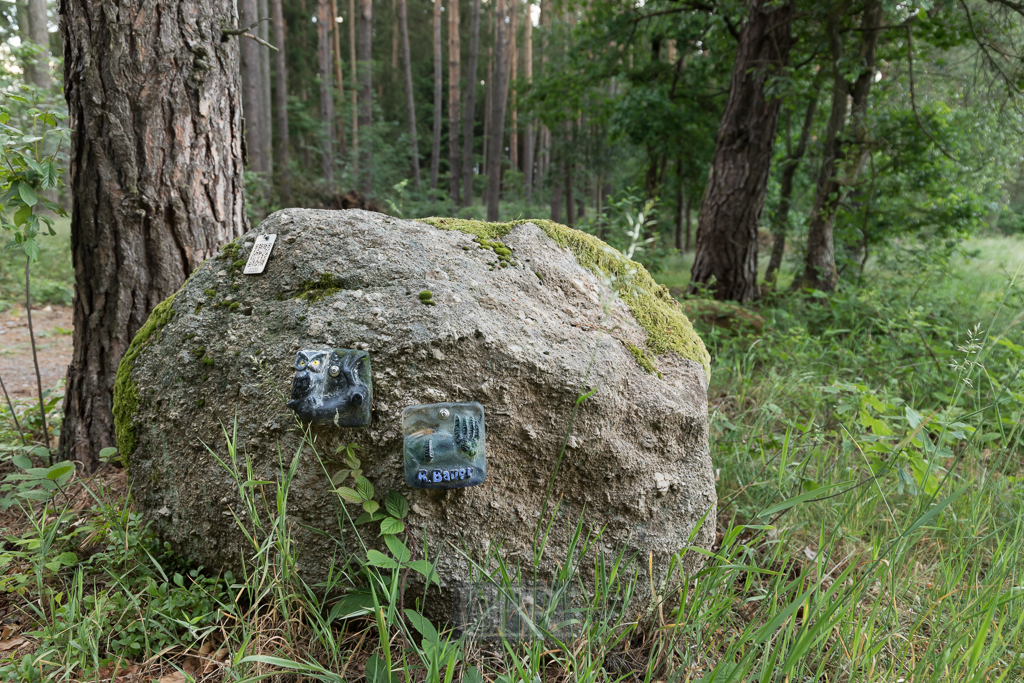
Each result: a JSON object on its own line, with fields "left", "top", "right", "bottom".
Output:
{"left": 118, "top": 209, "right": 716, "bottom": 622}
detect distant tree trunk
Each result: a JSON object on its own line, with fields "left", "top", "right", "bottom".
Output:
{"left": 332, "top": 0, "right": 347, "bottom": 156}
{"left": 564, "top": 130, "right": 574, "bottom": 226}
{"left": 259, "top": 0, "right": 273, "bottom": 173}
{"left": 349, "top": 0, "right": 359, "bottom": 177}
{"left": 430, "top": 0, "right": 442, "bottom": 190}
{"left": 240, "top": 0, "right": 267, "bottom": 174}
{"left": 485, "top": 0, "right": 507, "bottom": 221}
{"left": 448, "top": 0, "right": 461, "bottom": 204}
{"left": 523, "top": 8, "right": 534, "bottom": 203}
{"left": 483, "top": 46, "right": 492, "bottom": 178}
{"left": 509, "top": 2, "right": 518, "bottom": 173}
{"left": 550, "top": 147, "right": 562, "bottom": 223}
{"left": 689, "top": 0, "right": 794, "bottom": 302}
{"left": 60, "top": 0, "right": 247, "bottom": 469}
{"left": 26, "top": 0, "right": 50, "bottom": 89}
{"left": 272, "top": 0, "right": 291, "bottom": 202}
{"left": 391, "top": 0, "right": 399, "bottom": 70}
{"left": 357, "top": 0, "right": 372, "bottom": 194}
{"left": 461, "top": 0, "right": 481, "bottom": 207}
{"left": 675, "top": 159, "right": 685, "bottom": 251}
{"left": 799, "top": 0, "right": 881, "bottom": 291}
{"left": 765, "top": 82, "right": 820, "bottom": 287}
{"left": 318, "top": 0, "right": 336, "bottom": 188}
{"left": 398, "top": 0, "right": 421, "bottom": 186}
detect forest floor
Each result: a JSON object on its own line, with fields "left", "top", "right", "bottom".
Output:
{"left": 2, "top": 231, "right": 1024, "bottom": 682}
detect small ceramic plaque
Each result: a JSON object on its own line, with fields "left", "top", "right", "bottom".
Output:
{"left": 286, "top": 349, "right": 372, "bottom": 426}
{"left": 243, "top": 234, "right": 277, "bottom": 274}
{"left": 403, "top": 402, "right": 486, "bottom": 489}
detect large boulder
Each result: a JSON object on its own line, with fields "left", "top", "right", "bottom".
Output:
{"left": 115, "top": 210, "right": 716, "bottom": 621}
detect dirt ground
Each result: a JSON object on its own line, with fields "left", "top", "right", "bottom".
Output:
{"left": 0, "top": 305, "right": 73, "bottom": 399}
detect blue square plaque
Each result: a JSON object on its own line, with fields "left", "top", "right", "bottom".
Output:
{"left": 403, "top": 402, "right": 486, "bottom": 489}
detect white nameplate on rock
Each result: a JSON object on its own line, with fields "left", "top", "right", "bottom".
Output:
{"left": 243, "top": 234, "right": 277, "bottom": 274}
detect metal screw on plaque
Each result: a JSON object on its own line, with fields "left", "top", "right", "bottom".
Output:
{"left": 403, "top": 402, "right": 486, "bottom": 489}
{"left": 286, "top": 349, "right": 373, "bottom": 427}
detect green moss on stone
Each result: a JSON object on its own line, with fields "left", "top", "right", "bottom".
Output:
{"left": 112, "top": 295, "right": 177, "bottom": 464}
{"left": 192, "top": 346, "right": 206, "bottom": 358}
{"left": 202, "top": 356, "right": 215, "bottom": 366}
{"left": 625, "top": 341, "right": 660, "bottom": 376}
{"left": 228, "top": 302, "right": 240, "bottom": 312}
{"left": 420, "top": 217, "right": 711, "bottom": 377}
{"left": 293, "top": 273, "right": 345, "bottom": 303}
{"left": 419, "top": 290, "right": 433, "bottom": 301}
{"left": 204, "top": 289, "right": 217, "bottom": 297}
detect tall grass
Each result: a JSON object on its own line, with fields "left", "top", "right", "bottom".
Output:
{"left": 2, "top": 237, "right": 1024, "bottom": 681}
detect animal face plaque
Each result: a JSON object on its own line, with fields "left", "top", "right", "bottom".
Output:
{"left": 287, "top": 349, "right": 372, "bottom": 426}
{"left": 403, "top": 402, "right": 486, "bottom": 489}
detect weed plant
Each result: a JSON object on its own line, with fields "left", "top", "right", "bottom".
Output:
{"left": 1, "top": 238, "right": 1024, "bottom": 681}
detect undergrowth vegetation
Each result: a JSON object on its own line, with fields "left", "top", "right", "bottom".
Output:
{"left": 2, "top": 237, "right": 1024, "bottom": 681}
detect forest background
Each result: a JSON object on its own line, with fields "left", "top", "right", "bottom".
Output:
{"left": 3, "top": 0, "right": 1024, "bottom": 680}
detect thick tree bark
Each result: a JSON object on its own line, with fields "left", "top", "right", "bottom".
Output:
{"left": 59, "top": 0, "right": 247, "bottom": 469}
{"left": 448, "top": 0, "right": 461, "bottom": 203}
{"left": 26, "top": 0, "right": 50, "bottom": 89}
{"left": 319, "top": 0, "right": 336, "bottom": 187}
{"left": 272, "top": 0, "right": 290, "bottom": 201}
{"left": 430, "top": 0, "right": 442, "bottom": 190}
{"left": 357, "top": 0, "right": 372, "bottom": 194}
{"left": 523, "top": 7, "right": 534, "bottom": 203}
{"left": 688, "top": 0, "right": 794, "bottom": 302}
{"left": 398, "top": 0, "right": 421, "bottom": 186}
{"left": 485, "top": 0, "right": 507, "bottom": 221}
{"left": 799, "top": 0, "right": 880, "bottom": 291}
{"left": 240, "top": 0, "right": 267, "bottom": 174}
{"left": 765, "top": 84, "right": 820, "bottom": 287}
{"left": 460, "top": 0, "right": 480, "bottom": 207}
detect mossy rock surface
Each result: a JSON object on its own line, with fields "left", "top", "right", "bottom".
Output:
{"left": 116, "top": 209, "right": 716, "bottom": 624}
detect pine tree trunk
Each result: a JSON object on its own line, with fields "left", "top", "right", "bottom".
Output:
{"left": 357, "top": 0, "right": 372, "bottom": 194}
{"left": 349, "top": 0, "right": 359, "bottom": 177}
{"left": 333, "top": 0, "right": 347, "bottom": 156}
{"left": 485, "top": 0, "right": 507, "bottom": 221}
{"left": 549, "top": 146, "right": 562, "bottom": 223}
{"left": 461, "top": 0, "right": 480, "bottom": 207}
{"left": 523, "top": 8, "right": 534, "bottom": 203}
{"left": 799, "top": 0, "right": 880, "bottom": 291}
{"left": 259, "top": 0, "right": 273, "bottom": 172}
{"left": 688, "top": 0, "right": 794, "bottom": 302}
{"left": 240, "top": 0, "right": 265, "bottom": 174}
{"left": 509, "top": 2, "right": 517, "bottom": 173}
{"left": 26, "top": 0, "right": 50, "bottom": 89}
{"left": 765, "top": 83, "right": 820, "bottom": 287}
{"left": 448, "top": 0, "right": 461, "bottom": 204}
{"left": 59, "top": 0, "right": 247, "bottom": 469}
{"left": 483, "top": 46, "right": 492, "bottom": 178}
{"left": 398, "top": 0, "right": 421, "bottom": 186}
{"left": 319, "top": 0, "right": 336, "bottom": 187}
{"left": 272, "top": 0, "right": 291, "bottom": 201}
{"left": 430, "top": 0, "right": 442, "bottom": 190}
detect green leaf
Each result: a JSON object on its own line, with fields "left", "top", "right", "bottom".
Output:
{"left": 406, "top": 559, "right": 440, "bottom": 586}
{"left": 18, "top": 183, "right": 37, "bottom": 207}
{"left": 404, "top": 609, "right": 439, "bottom": 644}
{"left": 354, "top": 510, "right": 387, "bottom": 524}
{"left": 13, "top": 203, "right": 31, "bottom": 228}
{"left": 356, "top": 475, "right": 375, "bottom": 501}
{"left": 46, "top": 463, "right": 74, "bottom": 480}
{"left": 363, "top": 499, "right": 380, "bottom": 514}
{"left": 328, "top": 589, "right": 375, "bottom": 620}
{"left": 385, "top": 491, "right": 409, "bottom": 519}
{"left": 12, "top": 454, "right": 31, "bottom": 470}
{"left": 337, "top": 486, "right": 362, "bottom": 505}
{"left": 379, "top": 517, "right": 405, "bottom": 536}
{"left": 463, "top": 666, "right": 485, "bottom": 683}
{"left": 98, "top": 447, "right": 119, "bottom": 462}
{"left": 365, "top": 549, "right": 399, "bottom": 569}
{"left": 384, "top": 535, "right": 411, "bottom": 563}
{"left": 330, "top": 469, "right": 351, "bottom": 485}
{"left": 365, "top": 654, "right": 398, "bottom": 683}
